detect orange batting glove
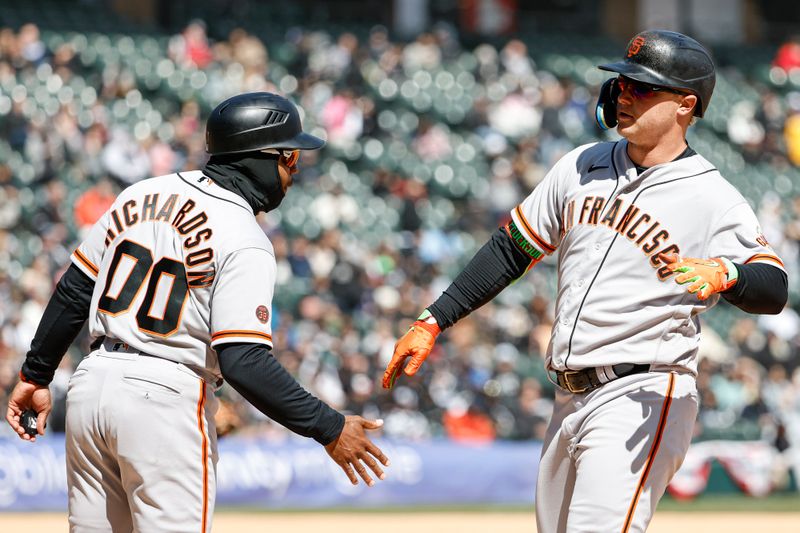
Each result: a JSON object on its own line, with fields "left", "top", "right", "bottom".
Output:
{"left": 662, "top": 253, "right": 738, "bottom": 300}
{"left": 382, "top": 310, "right": 441, "bottom": 389}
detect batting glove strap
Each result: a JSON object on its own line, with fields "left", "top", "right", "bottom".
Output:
{"left": 720, "top": 257, "right": 739, "bottom": 286}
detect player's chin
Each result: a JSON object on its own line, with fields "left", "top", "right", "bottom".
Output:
{"left": 616, "top": 117, "right": 637, "bottom": 136}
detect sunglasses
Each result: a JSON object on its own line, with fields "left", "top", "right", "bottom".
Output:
{"left": 263, "top": 149, "right": 300, "bottom": 168}
{"left": 616, "top": 76, "right": 690, "bottom": 99}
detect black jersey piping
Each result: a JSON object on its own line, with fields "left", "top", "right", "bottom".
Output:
{"left": 563, "top": 167, "right": 717, "bottom": 369}
{"left": 177, "top": 172, "right": 253, "bottom": 214}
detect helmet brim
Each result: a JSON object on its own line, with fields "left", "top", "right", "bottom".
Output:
{"left": 280, "top": 131, "right": 326, "bottom": 151}
{"left": 598, "top": 62, "right": 668, "bottom": 87}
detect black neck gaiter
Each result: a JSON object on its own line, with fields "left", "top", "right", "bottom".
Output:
{"left": 202, "top": 152, "right": 284, "bottom": 214}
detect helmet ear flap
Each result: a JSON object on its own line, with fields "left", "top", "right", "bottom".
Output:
{"left": 595, "top": 78, "right": 621, "bottom": 130}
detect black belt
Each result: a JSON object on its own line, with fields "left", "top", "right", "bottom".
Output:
{"left": 555, "top": 363, "right": 651, "bottom": 394}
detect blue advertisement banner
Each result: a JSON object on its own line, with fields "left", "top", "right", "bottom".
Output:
{"left": 0, "top": 435, "right": 541, "bottom": 511}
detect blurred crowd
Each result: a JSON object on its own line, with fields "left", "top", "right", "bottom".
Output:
{"left": 0, "top": 20, "right": 800, "bottom": 461}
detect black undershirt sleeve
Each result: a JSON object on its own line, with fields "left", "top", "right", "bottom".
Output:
{"left": 722, "top": 262, "right": 787, "bottom": 314}
{"left": 21, "top": 264, "right": 94, "bottom": 385}
{"left": 428, "top": 227, "right": 533, "bottom": 329}
{"left": 217, "top": 342, "right": 345, "bottom": 445}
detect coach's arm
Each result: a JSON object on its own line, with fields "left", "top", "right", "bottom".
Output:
{"left": 7, "top": 264, "right": 94, "bottom": 441}
{"left": 217, "top": 343, "right": 389, "bottom": 485}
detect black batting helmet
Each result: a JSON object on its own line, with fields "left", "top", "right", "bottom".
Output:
{"left": 598, "top": 30, "right": 716, "bottom": 118}
{"left": 206, "top": 92, "right": 325, "bottom": 156}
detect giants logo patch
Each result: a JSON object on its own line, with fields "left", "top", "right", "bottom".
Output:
{"left": 627, "top": 36, "right": 646, "bottom": 57}
{"left": 255, "top": 305, "right": 270, "bottom": 324}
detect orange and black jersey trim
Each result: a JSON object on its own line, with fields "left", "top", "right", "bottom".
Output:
{"left": 513, "top": 205, "right": 557, "bottom": 254}
{"left": 73, "top": 249, "right": 99, "bottom": 277}
{"left": 211, "top": 330, "right": 273, "bottom": 344}
{"left": 744, "top": 253, "right": 784, "bottom": 268}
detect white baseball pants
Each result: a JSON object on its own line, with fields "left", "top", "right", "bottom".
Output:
{"left": 535, "top": 371, "right": 698, "bottom": 533}
{"left": 65, "top": 347, "right": 218, "bottom": 533}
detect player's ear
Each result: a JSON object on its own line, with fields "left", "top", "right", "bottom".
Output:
{"left": 677, "top": 94, "right": 698, "bottom": 119}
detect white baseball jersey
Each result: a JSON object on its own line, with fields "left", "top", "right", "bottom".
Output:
{"left": 71, "top": 170, "right": 276, "bottom": 381}
{"left": 510, "top": 140, "right": 784, "bottom": 374}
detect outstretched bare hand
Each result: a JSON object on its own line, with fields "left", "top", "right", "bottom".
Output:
{"left": 324, "top": 416, "right": 390, "bottom": 486}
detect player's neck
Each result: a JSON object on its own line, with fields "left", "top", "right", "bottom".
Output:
{"left": 625, "top": 136, "right": 688, "bottom": 168}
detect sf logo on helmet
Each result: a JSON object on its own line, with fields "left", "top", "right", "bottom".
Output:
{"left": 627, "top": 36, "right": 646, "bottom": 57}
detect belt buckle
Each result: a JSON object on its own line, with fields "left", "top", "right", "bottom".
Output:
{"left": 561, "top": 370, "right": 591, "bottom": 394}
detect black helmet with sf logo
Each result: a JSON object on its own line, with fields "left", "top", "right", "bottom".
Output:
{"left": 595, "top": 30, "right": 716, "bottom": 129}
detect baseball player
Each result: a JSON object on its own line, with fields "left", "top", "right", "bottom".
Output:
{"left": 383, "top": 30, "right": 787, "bottom": 532}
{"left": 6, "top": 92, "right": 389, "bottom": 532}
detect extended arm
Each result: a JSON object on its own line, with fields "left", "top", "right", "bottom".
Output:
{"left": 217, "top": 342, "right": 345, "bottom": 444}
{"left": 383, "top": 222, "right": 539, "bottom": 388}
{"left": 218, "top": 342, "right": 389, "bottom": 485}
{"left": 428, "top": 224, "right": 535, "bottom": 328}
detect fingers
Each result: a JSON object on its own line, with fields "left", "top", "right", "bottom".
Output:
{"left": 329, "top": 417, "right": 391, "bottom": 487}
{"left": 404, "top": 349, "right": 430, "bottom": 376}
{"left": 6, "top": 405, "right": 20, "bottom": 429}
{"left": 674, "top": 272, "right": 698, "bottom": 285}
{"left": 337, "top": 461, "right": 359, "bottom": 485}
{"left": 660, "top": 252, "right": 680, "bottom": 265}
{"left": 365, "top": 440, "right": 390, "bottom": 467}
{"left": 383, "top": 347, "right": 429, "bottom": 386}
{"left": 355, "top": 420, "right": 391, "bottom": 468}
{"left": 359, "top": 451, "right": 386, "bottom": 484}
{"left": 382, "top": 354, "right": 409, "bottom": 389}
{"left": 687, "top": 280, "right": 707, "bottom": 293}
{"left": 354, "top": 422, "right": 389, "bottom": 483}
{"left": 36, "top": 410, "right": 49, "bottom": 437}
{"left": 5, "top": 406, "right": 32, "bottom": 441}
{"left": 696, "top": 287, "right": 712, "bottom": 300}
{"left": 343, "top": 450, "right": 388, "bottom": 487}
{"left": 335, "top": 455, "right": 380, "bottom": 486}
{"left": 359, "top": 417, "right": 384, "bottom": 431}
{"left": 352, "top": 459, "right": 375, "bottom": 486}
{"left": 6, "top": 407, "right": 23, "bottom": 439}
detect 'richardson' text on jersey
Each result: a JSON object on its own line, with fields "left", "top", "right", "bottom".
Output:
{"left": 103, "top": 193, "right": 214, "bottom": 267}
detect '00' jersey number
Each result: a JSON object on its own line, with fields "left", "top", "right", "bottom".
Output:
{"left": 97, "top": 239, "right": 189, "bottom": 337}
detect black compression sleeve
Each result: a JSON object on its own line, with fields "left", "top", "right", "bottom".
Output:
{"left": 722, "top": 262, "right": 787, "bottom": 314}
{"left": 217, "top": 342, "right": 345, "bottom": 445}
{"left": 428, "top": 227, "right": 533, "bottom": 329}
{"left": 21, "top": 264, "right": 94, "bottom": 385}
